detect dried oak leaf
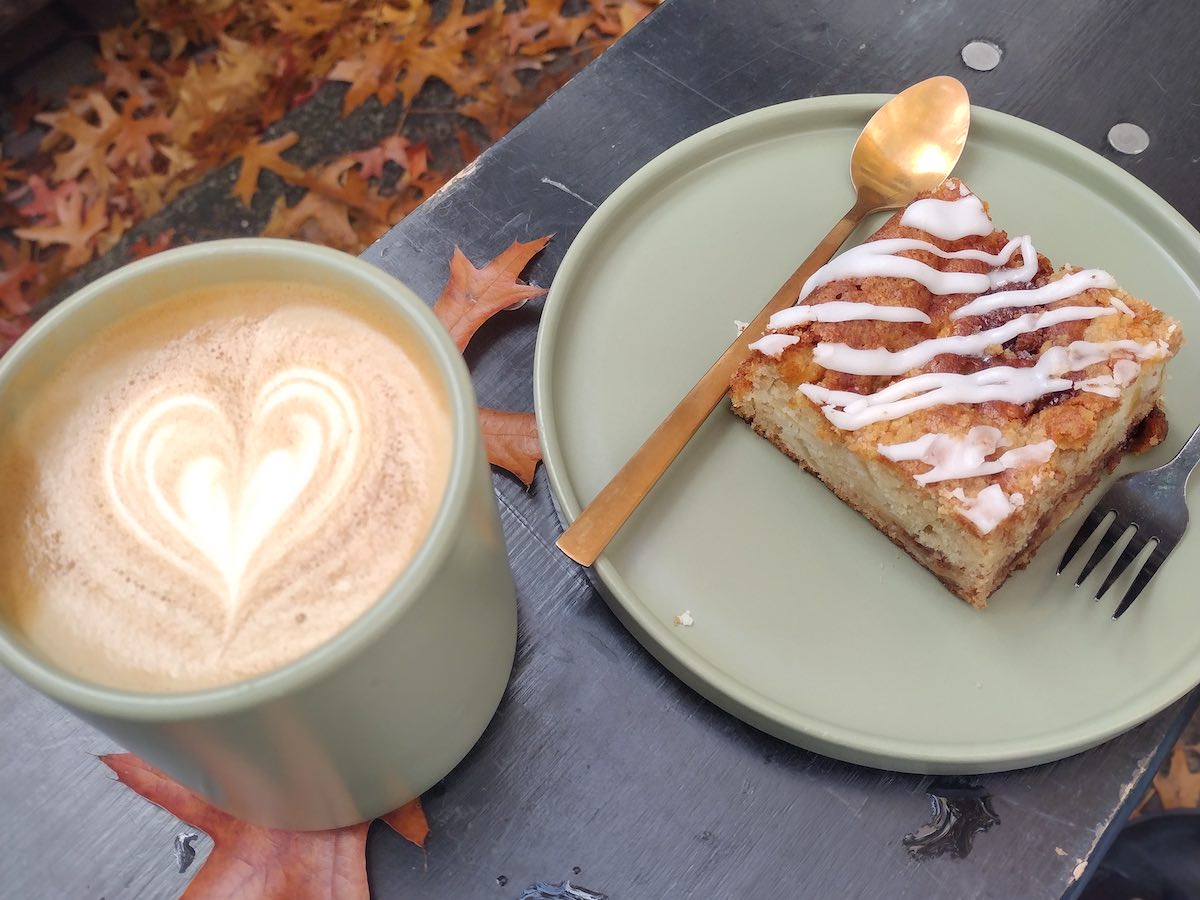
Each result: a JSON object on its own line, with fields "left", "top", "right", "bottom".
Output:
{"left": 379, "top": 798, "right": 430, "bottom": 848}
{"left": 266, "top": 0, "right": 348, "bottom": 39}
{"left": 433, "top": 236, "right": 551, "bottom": 485}
{"left": 0, "top": 240, "right": 42, "bottom": 315}
{"left": 264, "top": 191, "right": 359, "bottom": 250}
{"left": 0, "top": 314, "right": 33, "bottom": 356}
{"left": 589, "top": 0, "right": 660, "bottom": 36}
{"left": 432, "top": 235, "right": 551, "bottom": 351}
{"left": 107, "top": 104, "right": 172, "bottom": 173}
{"left": 102, "top": 753, "right": 429, "bottom": 899}
{"left": 0, "top": 159, "right": 24, "bottom": 188}
{"left": 36, "top": 91, "right": 122, "bottom": 190}
{"left": 1152, "top": 742, "right": 1200, "bottom": 810}
{"left": 328, "top": 0, "right": 492, "bottom": 115}
{"left": 504, "top": 0, "right": 591, "bottom": 57}
{"left": 14, "top": 182, "right": 109, "bottom": 268}
{"left": 479, "top": 407, "right": 542, "bottom": 487}
{"left": 232, "top": 132, "right": 307, "bottom": 206}
{"left": 349, "top": 135, "right": 421, "bottom": 181}
{"left": 11, "top": 175, "right": 76, "bottom": 222}
{"left": 129, "top": 228, "right": 178, "bottom": 260}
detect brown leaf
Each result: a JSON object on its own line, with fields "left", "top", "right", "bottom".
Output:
{"left": 0, "top": 240, "right": 42, "bottom": 315}
{"left": 107, "top": 104, "right": 172, "bottom": 172}
{"left": 36, "top": 91, "right": 122, "bottom": 190}
{"left": 11, "top": 175, "right": 76, "bottom": 222}
{"left": 328, "top": 0, "right": 493, "bottom": 115}
{"left": 1152, "top": 742, "right": 1200, "bottom": 810}
{"left": 263, "top": 191, "right": 359, "bottom": 250}
{"left": 505, "top": 0, "right": 591, "bottom": 57}
{"left": 0, "top": 159, "right": 23, "bottom": 188}
{"left": 432, "top": 235, "right": 552, "bottom": 351}
{"left": 102, "top": 753, "right": 371, "bottom": 899}
{"left": 380, "top": 798, "right": 429, "bottom": 849}
{"left": 232, "top": 132, "right": 307, "bottom": 207}
{"left": 267, "top": 0, "right": 348, "bottom": 38}
{"left": 14, "top": 182, "right": 109, "bottom": 267}
{"left": 129, "top": 228, "right": 178, "bottom": 260}
{"left": 0, "top": 314, "right": 33, "bottom": 357}
{"left": 480, "top": 408, "right": 542, "bottom": 486}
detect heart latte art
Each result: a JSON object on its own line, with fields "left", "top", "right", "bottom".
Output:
{"left": 105, "top": 368, "right": 363, "bottom": 615}
{"left": 0, "top": 282, "right": 451, "bottom": 692}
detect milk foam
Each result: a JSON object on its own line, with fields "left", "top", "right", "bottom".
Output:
{"left": 0, "top": 281, "right": 451, "bottom": 692}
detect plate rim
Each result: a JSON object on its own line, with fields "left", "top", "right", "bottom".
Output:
{"left": 532, "top": 93, "right": 1200, "bottom": 773}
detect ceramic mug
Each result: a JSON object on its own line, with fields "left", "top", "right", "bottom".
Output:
{"left": 0, "top": 239, "right": 517, "bottom": 830}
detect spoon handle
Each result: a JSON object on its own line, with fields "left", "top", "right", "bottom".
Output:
{"left": 556, "top": 196, "right": 878, "bottom": 566}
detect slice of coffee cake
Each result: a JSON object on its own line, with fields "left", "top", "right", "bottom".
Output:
{"left": 730, "top": 177, "right": 1182, "bottom": 606}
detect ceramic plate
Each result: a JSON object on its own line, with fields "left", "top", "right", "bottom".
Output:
{"left": 533, "top": 95, "right": 1200, "bottom": 774}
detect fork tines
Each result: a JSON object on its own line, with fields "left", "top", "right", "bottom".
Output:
{"left": 1058, "top": 511, "right": 1170, "bottom": 620}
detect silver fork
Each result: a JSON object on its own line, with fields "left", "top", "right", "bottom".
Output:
{"left": 1058, "top": 423, "right": 1200, "bottom": 619}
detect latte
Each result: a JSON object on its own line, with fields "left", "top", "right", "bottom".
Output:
{"left": 0, "top": 280, "right": 451, "bottom": 692}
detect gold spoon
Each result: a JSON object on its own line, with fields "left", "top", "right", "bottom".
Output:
{"left": 557, "top": 76, "right": 971, "bottom": 566}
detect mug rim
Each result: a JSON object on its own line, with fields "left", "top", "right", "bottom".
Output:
{"left": 0, "top": 237, "right": 479, "bottom": 720}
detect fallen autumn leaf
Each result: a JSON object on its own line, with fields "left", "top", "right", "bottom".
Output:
{"left": 102, "top": 752, "right": 428, "bottom": 899}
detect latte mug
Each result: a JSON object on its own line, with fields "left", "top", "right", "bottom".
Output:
{"left": 0, "top": 239, "right": 517, "bottom": 830}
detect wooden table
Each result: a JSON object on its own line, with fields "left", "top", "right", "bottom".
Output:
{"left": 3, "top": 0, "right": 1199, "bottom": 896}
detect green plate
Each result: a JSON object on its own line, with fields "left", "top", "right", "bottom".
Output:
{"left": 533, "top": 95, "right": 1200, "bottom": 774}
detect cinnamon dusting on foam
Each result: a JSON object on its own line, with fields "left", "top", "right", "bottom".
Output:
{"left": 0, "top": 280, "right": 451, "bottom": 692}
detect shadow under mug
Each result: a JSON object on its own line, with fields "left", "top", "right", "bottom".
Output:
{"left": 0, "top": 239, "right": 518, "bottom": 831}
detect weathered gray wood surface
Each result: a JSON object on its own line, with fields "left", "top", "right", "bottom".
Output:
{"left": 3, "top": 0, "right": 1199, "bottom": 897}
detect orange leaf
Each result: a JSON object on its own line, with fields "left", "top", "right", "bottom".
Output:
{"left": 480, "top": 408, "right": 542, "bottom": 486}
{"left": 432, "top": 235, "right": 551, "bottom": 351}
{"left": 0, "top": 241, "right": 42, "bottom": 315}
{"left": 11, "top": 175, "right": 75, "bottom": 221}
{"left": 1152, "top": 742, "right": 1200, "bottom": 810}
{"left": 267, "top": 0, "right": 347, "bottom": 38}
{"left": 129, "top": 228, "right": 178, "bottom": 260}
{"left": 14, "top": 183, "right": 108, "bottom": 268}
{"left": 107, "top": 104, "right": 171, "bottom": 172}
{"left": 36, "top": 91, "right": 122, "bottom": 190}
{"left": 232, "top": 132, "right": 307, "bottom": 207}
{"left": 505, "top": 0, "right": 592, "bottom": 57}
{"left": 102, "top": 753, "right": 372, "bottom": 900}
{"left": 349, "top": 135, "right": 406, "bottom": 180}
{"left": 0, "top": 314, "right": 33, "bottom": 356}
{"left": 380, "top": 798, "right": 429, "bottom": 849}
{"left": 264, "top": 191, "right": 360, "bottom": 250}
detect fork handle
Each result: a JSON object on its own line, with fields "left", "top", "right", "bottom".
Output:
{"left": 1169, "top": 422, "right": 1200, "bottom": 486}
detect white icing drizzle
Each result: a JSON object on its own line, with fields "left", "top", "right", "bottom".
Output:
{"left": 797, "top": 236, "right": 1036, "bottom": 302}
{"left": 1113, "top": 359, "right": 1141, "bottom": 386}
{"left": 1075, "top": 358, "right": 1142, "bottom": 397}
{"left": 734, "top": 319, "right": 749, "bottom": 335}
{"left": 1075, "top": 375, "right": 1121, "bottom": 398}
{"left": 877, "top": 426, "right": 1056, "bottom": 485}
{"left": 1108, "top": 295, "right": 1136, "bottom": 317}
{"left": 748, "top": 334, "right": 799, "bottom": 358}
{"left": 950, "top": 485, "right": 1024, "bottom": 534}
{"left": 799, "top": 339, "right": 1168, "bottom": 430}
{"left": 768, "top": 301, "right": 931, "bottom": 329}
{"left": 951, "top": 269, "right": 1117, "bottom": 319}
{"left": 899, "top": 195, "right": 993, "bottom": 240}
{"left": 813, "top": 305, "right": 1116, "bottom": 376}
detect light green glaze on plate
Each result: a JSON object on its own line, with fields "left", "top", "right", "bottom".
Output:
{"left": 534, "top": 95, "right": 1200, "bottom": 774}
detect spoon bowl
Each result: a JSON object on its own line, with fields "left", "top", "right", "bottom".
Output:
{"left": 851, "top": 75, "right": 971, "bottom": 211}
{"left": 557, "top": 77, "right": 972, "bottom": 566}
